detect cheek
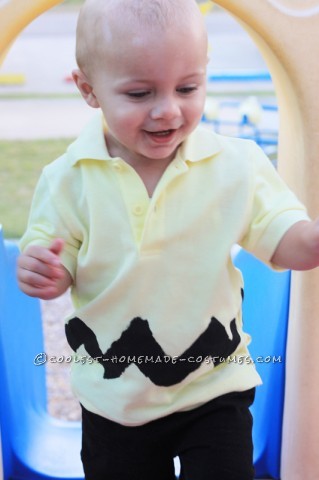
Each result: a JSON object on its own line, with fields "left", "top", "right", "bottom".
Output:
{"left": 105, "top": 104, "right": 143, "bottom": 131}
{"left": 103, "top": 111, "right": 140, "bottom": 145}
{"left": 185, "top": 100, "right": 205, "bottom": 125}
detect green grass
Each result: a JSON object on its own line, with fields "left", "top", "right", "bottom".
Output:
{"left": 0, "top": 138, "right": 74, "bottom": 239}
{"left": 61, "top": 0, "right": 84, "bottom": 5}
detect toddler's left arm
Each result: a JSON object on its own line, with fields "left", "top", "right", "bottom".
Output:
{"left": 271, "top": 219, "right": 319, "bottom": 270}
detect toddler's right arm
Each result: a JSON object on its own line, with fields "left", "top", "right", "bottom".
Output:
{"left": 17, "top": 238, "right": 73, "bottom": 300}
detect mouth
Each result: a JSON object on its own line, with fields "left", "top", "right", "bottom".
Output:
{"left": 148, "top": 129, "right": 175, "bottom": 137}
{"left": 144, "top": 129, "right": 179, "bottom": 144}
{"left": 147, "top": 129, "right": 175, "bottom": 137}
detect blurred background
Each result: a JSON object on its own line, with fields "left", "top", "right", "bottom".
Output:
{"left": 0, "top": 0, "right": 278, "bottom": 421}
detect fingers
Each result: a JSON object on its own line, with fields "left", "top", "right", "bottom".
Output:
{"left": 18, "top": 254, "right": 63, "bottom": 281}
{"left": 17, "top": 275, "right": 64, "bottom": 300}
{"left": 49, "top": 238, "right": 65, "bottom": 256}
{"left": 17, "top": 240, "right": 68, "bottom": 300}
{"left": 23, "top": 242, "right": 63, "bottom": 268}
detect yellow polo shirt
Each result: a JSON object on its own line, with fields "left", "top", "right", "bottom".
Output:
{"left": 20, "top": 113, "right": 309, "bottom": 426}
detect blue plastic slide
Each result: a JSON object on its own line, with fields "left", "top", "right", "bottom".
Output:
{"left": 0, "top": 227, "right": 84, "bottom": 480}
{"left": 234, "top": 248, "right": 290, "bottom": 479}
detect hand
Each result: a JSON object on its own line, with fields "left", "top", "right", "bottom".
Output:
{"left": 17, "top": 239, "right": 73, "bottom": 300}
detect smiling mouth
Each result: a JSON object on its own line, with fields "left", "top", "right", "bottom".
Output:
{"left": 147, "top": 129, "right": 175, "bottom": 137}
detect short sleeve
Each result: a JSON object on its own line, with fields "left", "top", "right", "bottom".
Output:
{"left": 19, "top": 170, "right": 81, "bottom": 279}
{"left": 239, "top": 142, "right": 310, "bottom": 267}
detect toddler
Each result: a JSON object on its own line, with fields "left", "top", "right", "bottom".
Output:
{"left": 18, "top": 0, "right": 319, "bottom": 478}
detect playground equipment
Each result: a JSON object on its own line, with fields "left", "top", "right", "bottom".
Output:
{"left": 203, "top": 94, "right": 278, "bottom": 161}
{"left": 0, "top": 227, "right": 84, "bottom": 480}
{"left": 0, "top": 0, "right": 62, "bottom": 57}
{"left": 233, "top": 248, "right": 290, "bottom": 479}
{"left": 0, "top": 0, "right": 62, "bottom": 85}
{"left": 212, "top": 2, "right": 319, "bottom": 479}
{"left": 1, "top": 0, "right": 319, "bottom": 478}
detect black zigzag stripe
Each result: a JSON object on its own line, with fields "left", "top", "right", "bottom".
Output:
{"left": 65, "top": 316, "right": 241, "bottom": 387}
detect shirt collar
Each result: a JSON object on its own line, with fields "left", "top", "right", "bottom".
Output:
{"left": 178, "top": 124, "right": 222, "bottom": 163}
{"left": 68, "top": 111, "right": 223, "bottom": 167}
{"left": 68, "top": 113, "right": 111, "bottom": 166}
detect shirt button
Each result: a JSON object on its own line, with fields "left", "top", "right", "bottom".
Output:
{"left": 113, "top": 162, "right": 122, "bottom": 171}
{"left": 132, "top": 205, "right": 144, "bottom": 216}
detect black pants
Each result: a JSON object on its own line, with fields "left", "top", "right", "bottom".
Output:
{"left": 81, "top": 388, "right": 255, "bottom": 480}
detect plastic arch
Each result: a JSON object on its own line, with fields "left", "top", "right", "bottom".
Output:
{"left": 0, "top": 0, "right": 64, "bottom": 66}
{"left": 213, "top": 1, "right": 319, "bottom": 479}
{"left": 1, "top": 0, "right": 319, "bottom": 479}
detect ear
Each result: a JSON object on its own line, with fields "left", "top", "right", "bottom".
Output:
{"left": 72, "top": 69, "right": 100, "bottom": 108}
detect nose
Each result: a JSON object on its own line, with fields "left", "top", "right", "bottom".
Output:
{"left": 150, "top": 95, "right": 181, "bottom": 121}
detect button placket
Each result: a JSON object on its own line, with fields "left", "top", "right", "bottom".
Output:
{"left": 138, "top": 162, "right": 187, "bottom": 252}
{"left": 111, "top": 161, "right": 150, "bottom": 246}
{"left": 110, "top": 157, "right": 187, "bottom": 251}
{"left": 132, "top": 204, "right": 144, "bottom": 216}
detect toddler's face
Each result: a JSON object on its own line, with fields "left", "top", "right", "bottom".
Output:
{"left": 89, "top": 23, "right": 208, "bottom": 166}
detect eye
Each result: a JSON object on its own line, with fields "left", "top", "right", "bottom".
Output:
{"left": 176, "top": 85, "right": 198, "bottom": 95}
{"left": 126, "top": 90, "right": 151, "bottom": 99}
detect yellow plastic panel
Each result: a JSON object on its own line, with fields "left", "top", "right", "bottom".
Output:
{"left": 0, "top": 0, "right": 64, "bottom": 63}
{"left": 213, "top": 1, "right": 319, "bottom": 478}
